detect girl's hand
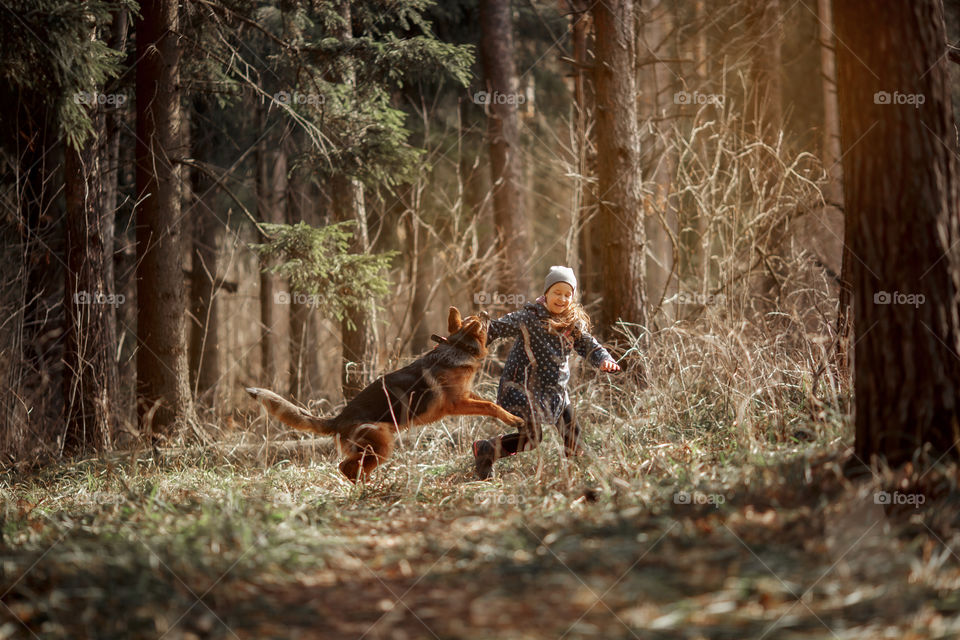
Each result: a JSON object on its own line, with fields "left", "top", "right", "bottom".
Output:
{"left": 600, "top": 359, "right": 621, "bottom": 372}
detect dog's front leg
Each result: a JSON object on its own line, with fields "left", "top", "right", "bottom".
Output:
{"left": 451, "top": 395, "right": 526, "bottom": 427}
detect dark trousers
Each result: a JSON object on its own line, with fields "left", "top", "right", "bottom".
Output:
{"left": 492, "top": 405, "right": 582, "bottom": 459}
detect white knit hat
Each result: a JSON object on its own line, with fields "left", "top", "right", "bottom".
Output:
{"left": 544, "top": 265, "right": 577, "bottom": 294}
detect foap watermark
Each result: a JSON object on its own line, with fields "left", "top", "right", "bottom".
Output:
{"left": 474, "top": 492, "right": 526, "bottom": 507}
{"left": 74, "top": 291, "right": 125, "bottom": 306}
{"left": 675, "top": 291, "right": 725, "bottom": 306}
{"left": 473, "top": 291, "right": 526, "bottom": 307}
{"left": 873, "top": 91, "right": 925, "bottom": 108}
{"left": 274, "top": 90, "right": 324, "bottom": 106}
{"left": 873, "top": 291, "right": 925, "bottom": 308}
{"left": 673, "top": 90, "right": 724, "bottom": 106}
{"left": 275, "top": 291, "right": 323, "bottom": 307}
{"left": 673, "top": 491, "right": 725, "bottom": 506}
{"left": 472, "top": 90, "right": 526, "bottom": 106}
{"left": 874, "top": 491, "right": 925, "bottom": 507}
{"left": 73, "top": 91, "right": 127, "bottom": 107}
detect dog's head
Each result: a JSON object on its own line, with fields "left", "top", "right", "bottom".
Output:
{"left": 440, "top": 306, "right": 490, "bottom": 356}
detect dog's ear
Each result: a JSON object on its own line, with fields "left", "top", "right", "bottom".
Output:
{"left": 447, "top": 306, "right": 462, "bottom": 333}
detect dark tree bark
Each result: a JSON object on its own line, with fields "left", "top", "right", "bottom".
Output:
{"left": 103, "top": 7, "right": 130, "bottom": 429}
{"left": 479, "top": 0, "right": 530, "bottom": 296}
{"left": 835, "top": 0, "right": 960, "bottom": 465}
{"left": 64, "top": 96, "right": 119, "bottom": 452}
{"left": 102, "top": 8, "right": 127, "bottom": 247}
{"left": 188, "top": 96, "right": 222, "bottom": 402}
{"left": 135, "top": 0, "right": 196, "bottom": 435}
{"left": 115, "top": 131, "right": 139, "bottom": 433}
{"left": 591, "top": 0, "right": 647, "bottom": 336}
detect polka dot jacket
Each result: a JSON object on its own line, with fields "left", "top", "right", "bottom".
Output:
{"left": 487, "top": 301, "right": 613, "bottom": 424}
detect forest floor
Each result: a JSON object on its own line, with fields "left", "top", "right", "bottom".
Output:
{"left": 3, "top": 395, "right": 960, "bottom": 639}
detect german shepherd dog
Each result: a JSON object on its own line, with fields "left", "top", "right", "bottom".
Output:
{"left": 246, "top": 306, "right": 525, "bottom": 481}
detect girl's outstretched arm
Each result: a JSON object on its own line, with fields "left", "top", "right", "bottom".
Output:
{"left": 574, "top": 332, "right": 619, "bottom": 371}
{"left": 486, "top": 307, "right": 528, "bottom": 345}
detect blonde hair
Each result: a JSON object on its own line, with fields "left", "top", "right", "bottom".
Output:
{"left": 545, "top": 298, "right": 592, "bottom": 338}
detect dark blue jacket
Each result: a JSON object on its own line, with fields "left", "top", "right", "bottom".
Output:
{"left": 487, "top": 301, "right": 612, "bottom": 424}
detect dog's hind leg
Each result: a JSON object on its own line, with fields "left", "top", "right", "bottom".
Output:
{"left": 338, "top": 425, "right": 395, "bottom": 482}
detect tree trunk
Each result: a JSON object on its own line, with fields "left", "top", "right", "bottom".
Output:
{"left": 103, "top": 7, "right": 129, "bottom": 428}
{"left": 690, "top": 0, "right": 710, "bottom": 290}
{"left": 64, "top": 96, "right": 118, "bottom": 453}
{"left": 640, "top": 0, "right": 679, "bottom": 325}
{"left": 835, "top": 0, "right": 960, "bottom": 466}
{"left": 818, "top": 0, "right": 843, "bottom": 214}
{"left": 188, "top": 97, "right": 222, "bottom": 402}
{"left": 332, "top": 0, "right": 377, "bottom": 400}
{"left": 748, "top": 0, "right": 783, "bottom": 138}
{"left": 332, "top": 174, "right": 377, "bottom": 399}
{"left": 287, "top": 155, "right": 318, "bottom": 397}
{"left": 747, "top": 0, "right": 787, "bottom": 309}
{"left": 818, "top": 0, "right": 850, "bottom": 374}
{"left": 403, "top": 203, "right": 432, "bottom": 356}
{"left": 256, "top": 103, "right": 284, "bottom": 388}
{"left": 135, "top": 0, "right": 196, "bottom": 436}
{"left": 591, "top": 0, "right": 647, "bottom": 337}
{"left": 568, "top": 0, "right": 601, "bottom": 308}
{"left": 479, "top": 0, "right": 530, "bottom": 296}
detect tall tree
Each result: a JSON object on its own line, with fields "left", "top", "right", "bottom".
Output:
{"left": 331, "top": 0, "right": 378, "bottom": 399}
{"left": 287, "top": 154, "right": 320, "bottom": 397}
{"left": 479, "top": 0, "right": 530, "bottom": 296}
{"left": 818, "top": 0, "right": 850, "bottom": 374}
{"left": 256, "top": 105, "right": 286, "bottom": 389}
{"left": 0, "top": 0, "right": 125, "bottom": 455}
{"left": 835, "top": 0, "right": 960, "bottom": 465}
{"left": 135, "top": 0, "right": 196, "bottom": 435}
{"left": 747, "top": 0, "right": 784, "bottom": 138}
{"left": 332, "top": 173, "right": 377, "bottom": 399}
{"left": 640, "top": 0, "right": 679, "bottom": 324}
{"left": 64, "top": 67, "right": 119, "bottom": 452}
{"left": 592, "top": 0, "right": 647, "bottom": 335}
{"left": 818, "top": 0, "right": 843, "bottom": 215}
{"left": 747, "top": 0, "right": 787, "bottom": 307}
{"left": 567, "top": 0, "right": 601, "bottom": 308}
{"left": 187, "top": 96, "right": 223, "bottom": 402}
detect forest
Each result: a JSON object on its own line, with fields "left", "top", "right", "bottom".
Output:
{"left": 2, "top": 0, "right": 960, "bottom": 637}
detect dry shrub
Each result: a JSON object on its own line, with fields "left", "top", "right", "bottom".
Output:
{"left": 571, "top": 96, "right": 847, "bottom": 466}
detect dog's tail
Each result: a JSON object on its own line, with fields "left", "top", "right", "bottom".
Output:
{"left": 246, "top": 387, "right": 337, "bottom": 436}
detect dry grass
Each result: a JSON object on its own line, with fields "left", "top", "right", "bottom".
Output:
{"left": 3, "top": 318, "right": 959, "bottom": 639}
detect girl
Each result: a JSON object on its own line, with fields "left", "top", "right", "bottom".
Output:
{"left": 472, "top": 266, "right": 621, "bottom": 479}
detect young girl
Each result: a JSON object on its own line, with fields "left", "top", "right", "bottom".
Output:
{"left": 472, "top": 266, "right": 621, "bottom": 479}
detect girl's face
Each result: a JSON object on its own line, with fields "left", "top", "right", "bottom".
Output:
{"left": 545, "top": 282, "right": 574, "bottom": 315}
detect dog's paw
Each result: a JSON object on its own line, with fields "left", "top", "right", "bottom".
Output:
{"left": 245, "top": 387, "right": 262, "bottom": 398}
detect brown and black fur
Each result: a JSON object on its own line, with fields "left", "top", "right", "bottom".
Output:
{"left": 246, "top": 307, "right": 524, "bottom": 481}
